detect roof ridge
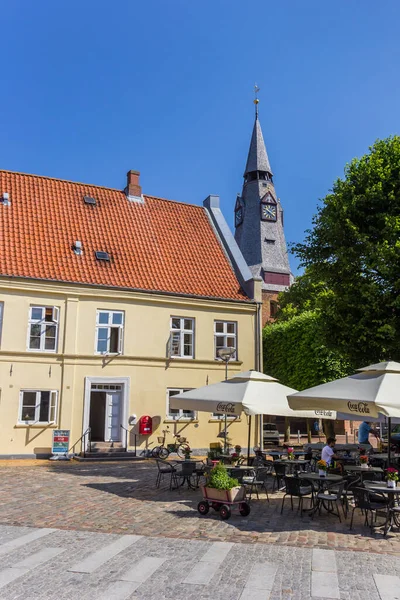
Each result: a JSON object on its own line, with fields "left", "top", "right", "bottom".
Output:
{"left": 143, "top": 194, "right": 203, "bottom": 209}
{"left": 0, "top": 169, "right": 123, "bottom": 193}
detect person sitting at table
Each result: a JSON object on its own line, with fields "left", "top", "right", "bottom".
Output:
{"left": 321, "top": 438, "right": 339, "bottom": 466}
{"left": 358, "top": 421, "right": 379, "bottom": 449}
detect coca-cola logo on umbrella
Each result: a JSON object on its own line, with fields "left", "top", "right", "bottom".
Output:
{"left": 347, "top": 401, "right": 371, "bottom": 414}
{"left": 216, "top": 402, "right": 236, "bottom": 413}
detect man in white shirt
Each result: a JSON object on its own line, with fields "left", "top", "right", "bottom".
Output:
{"left": 321, "top": 438, "right": 338, "bottom": 466}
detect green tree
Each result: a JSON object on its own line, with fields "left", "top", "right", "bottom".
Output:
{"left": 290, "top": 137, "right": 400, "bottom": 367}
{"left": 263, "top": 312, "right": 350, "bottom": 439}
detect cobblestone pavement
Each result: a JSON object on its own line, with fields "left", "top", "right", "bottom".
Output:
{"left": 0, "top": 461, "right": 399, "bottom": 556}
{"left": 0, "top": 524, "right": 399, "bottom": 599}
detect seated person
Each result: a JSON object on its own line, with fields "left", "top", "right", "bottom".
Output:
{"left": 321, "top": 437, "right": 338, "bottom": 466}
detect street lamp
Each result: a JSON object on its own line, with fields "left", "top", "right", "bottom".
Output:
{"left": 217, "top": 346, "right": 236, "bottom": 453}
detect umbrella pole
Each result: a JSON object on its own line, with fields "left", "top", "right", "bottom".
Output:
{"left": 247, "top": 415, "right": 252, "bottom": 466}
{"left": 388, "top": 417, "right": 392, "bottom": 468}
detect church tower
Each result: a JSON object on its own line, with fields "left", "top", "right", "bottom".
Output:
{"left": 234, "top": 96, "right": 292, "bottom": 324}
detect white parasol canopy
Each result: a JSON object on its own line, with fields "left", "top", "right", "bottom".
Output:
{"left": 288, "top": 362, "right": 400, "bottom": 419}
{"left": 170, "top": 370, "right": 336, "bottom": 419}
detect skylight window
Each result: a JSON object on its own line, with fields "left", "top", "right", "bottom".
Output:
{"left": 95, "top": 251, "right": 110, "bottom": 262}
{"left": 84, "top": 196, "right": 96, "bottom": 205}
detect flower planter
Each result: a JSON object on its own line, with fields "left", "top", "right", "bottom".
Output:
{"left": 201, "top": 485, "right": 246, "bottom": 503}
{"left": 318, "top": 470, "right": 327, "bottom": 477}
{"left": 387, "top": 480, "right": 397, "bottom": 489}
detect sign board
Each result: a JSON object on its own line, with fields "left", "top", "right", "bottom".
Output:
{"left": 52, "top": 430, "right": 70, "bottom": 454}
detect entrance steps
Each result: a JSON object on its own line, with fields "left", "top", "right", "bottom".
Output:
{"left": 74, "top": 441, "right": 142, "bottom": 462}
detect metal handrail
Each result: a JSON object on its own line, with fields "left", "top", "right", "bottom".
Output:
{"left": 120, "top": 424, "right": 137, "bottom": 456}
{"left": 68, "top": 427, "right": 91, "bottom": 458}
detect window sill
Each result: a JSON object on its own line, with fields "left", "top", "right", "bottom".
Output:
{"left": 208, "top": 419, "right": 241, "bottom": 423}
{"left": 163, "top": 419, "right": 199, "bottom": 424}
{"left": 15, "top": 423, "right": 58, "bottom": 428}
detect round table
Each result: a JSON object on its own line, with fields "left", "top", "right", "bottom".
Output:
{"left": 298, "top": 473, "right": 344, "bottom": 517}
{"left": 274, "top": 459, "right": 310, "bottom": 474}
{"left": 364, "top": 482, "right": 400, "bottom": 533}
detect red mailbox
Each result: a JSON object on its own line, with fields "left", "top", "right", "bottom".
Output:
{"left": 139, "top": 415, "right": 153, "bottom": 435}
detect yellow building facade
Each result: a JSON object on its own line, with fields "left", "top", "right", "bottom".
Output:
{"left": 0, "top": 170, "right": 262, "bottom": 457}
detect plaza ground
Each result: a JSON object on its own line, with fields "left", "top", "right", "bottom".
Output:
{"left": 0, "top": 460, "right": 400, "bottom": 599}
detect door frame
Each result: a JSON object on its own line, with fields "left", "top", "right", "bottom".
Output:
{"left": 83, "top": 377, "right": 130, "bottom": 448}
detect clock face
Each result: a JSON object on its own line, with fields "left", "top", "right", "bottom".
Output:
{"left": 235, "top": 207, "right": 243, "bottom": 226}
{"left": 261, "top": 203, "right": 277, "bottom": 221}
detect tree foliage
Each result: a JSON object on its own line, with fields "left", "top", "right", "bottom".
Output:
{"left": 287, "top": 137, "right": 400, "bottom": 366}
{"left": 263, "top": 311, "right": 350, "bottom": 390}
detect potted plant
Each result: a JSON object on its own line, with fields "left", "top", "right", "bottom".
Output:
{"left": 386, "top": 467, "right": 399, "bottom": 489}
{"left": 359, "top": 455, "right": 369, "bottom": 469}
{"left": 287, "top": 446, "right": 295, "bottom": 460}
{"left": 317, "top": 459, "right": 328, "bottom": 477}
{"left": 183, "top": 446, "right": 192, "bottom": 460}
{"left": 202, "top": 464, "right": 244, "bottom": 502}
{"left": 231, "top": 445, "right": 244, "bottom": 466}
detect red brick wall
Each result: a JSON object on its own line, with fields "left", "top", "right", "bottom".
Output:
{"left": 261, "top": 290, "right": 279, "bottom": 326}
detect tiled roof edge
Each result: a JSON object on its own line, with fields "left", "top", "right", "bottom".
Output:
{"left": 0, "top": 274, "right": 255, "bottom": 304}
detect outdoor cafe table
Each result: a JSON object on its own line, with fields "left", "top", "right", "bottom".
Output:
{"left": 266, "top": 450, "right": 306, "bottom": 459}
{"left": 273, "top": 459, "right": 310, "bottom": 474}
{"left": 344, "top": 466, "right": 383, "bottom": 474}
{"left": 298, "top": 473, "right": 344, "bottom": 517}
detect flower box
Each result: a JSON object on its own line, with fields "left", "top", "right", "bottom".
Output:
{"left": 201, "top": 485, "right": 246, "bottom": 503}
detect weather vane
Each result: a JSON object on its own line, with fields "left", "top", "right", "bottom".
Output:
{"left": 254, "top": 83, "right": 260, "bottom": 116}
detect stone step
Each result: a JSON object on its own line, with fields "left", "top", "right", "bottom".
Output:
{"left": 87, "top": 447, "right": 126, "bottom": 453}
{"left": 90, "top": 442, "right": 124, "bottom": 449}
{"left": 74, "top": 452, "right": 142, "bottom": 462}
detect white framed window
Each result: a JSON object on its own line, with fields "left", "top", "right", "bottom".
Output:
{"left": 169, "top": 317, "right": 194, "bottom": 358}
{"left": 214, "top": 320, "right": 237, "bottom": 360}
{"left": 0, "top": 301, "right": 3, "bottom": 347}
{"left": 166, "top": 389, "right": 196, "bottom": 420}
{"left": 95, "top": 310, "right": 124, "bottom": 354}
{"left": 28, "top": 306, "right": 59, "bottom": 352}
{"left": 211, "top": 412, "right": 237, "bottom": 420}
{"left": 19, "top": 390, "right": 58, "bottom": 424}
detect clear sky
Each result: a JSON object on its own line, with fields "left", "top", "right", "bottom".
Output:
{"left": 1, "top": 1, "right": 400, "bottom": 272}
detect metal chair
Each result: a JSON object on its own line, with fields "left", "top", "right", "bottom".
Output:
{"left": 315, "top": 480, "right": 346, "bottom": 522}
{"left": 281, "top": 476, "right": 313, "bottom": 516}
{"left": 155, "top": 459, "right": 178, "bottom": 489}
{"left": 349, "top": 487, "right": 389, "bottom": 532}
{"left": 242, "top": 467, "right": 270, "bottom": 502}
{"left": 273, "top": 462, "right": 288, "bottom": 491}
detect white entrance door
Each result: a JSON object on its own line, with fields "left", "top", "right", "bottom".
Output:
{"left": 105, "top": 391, "right": 121, "bottom": 442}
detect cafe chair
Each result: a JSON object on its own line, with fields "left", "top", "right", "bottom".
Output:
{"left": 281, "top": 476, "right": 313, "bottom": 517}
{"left": 155, "top": 459, "right": 178, "bottom": 490}
{"left": 349, "top": 487, "right": 390, "bottom": 533}
{"left": 314, "top": 480, "right": 346, "bottom": 522}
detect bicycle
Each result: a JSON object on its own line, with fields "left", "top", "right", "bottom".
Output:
{"left": 152, "top": 430, "right": 190, "bottom": 459}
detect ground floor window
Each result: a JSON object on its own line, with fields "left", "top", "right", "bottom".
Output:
{"left": 19, "top": 390, "right": 58, "bottom": 424}
{"left": 166, "top": 389, "right": 195, "bottom": 420}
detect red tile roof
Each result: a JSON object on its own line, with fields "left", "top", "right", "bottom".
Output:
{"left": 0, "top": 170, "right": 248, "bottom": 301}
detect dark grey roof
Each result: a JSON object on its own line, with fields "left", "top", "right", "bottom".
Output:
{"left": 244, "top": 116, "right": 272, "bottom": 176}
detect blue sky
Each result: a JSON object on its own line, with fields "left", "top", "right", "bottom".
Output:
{"left": 1, "top": 1, "right": 400, "bottom": 272}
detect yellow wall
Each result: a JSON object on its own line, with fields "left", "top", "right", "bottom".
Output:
{"left": 0, "top": 278, "right": 260, "bottom": 456}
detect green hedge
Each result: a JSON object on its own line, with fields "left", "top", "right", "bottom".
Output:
{"left": 263, "top": 311, "right": 350, "bottom": 390}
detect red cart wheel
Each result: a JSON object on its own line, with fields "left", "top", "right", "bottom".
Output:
{"left": 198, "top": 501, "right": 209, "bottom": 515}
{"left": 219, "top": 504, "right": 231, "bottom": 520}
{"left": 239, "top": 502, "right": 251, "bottom": 516}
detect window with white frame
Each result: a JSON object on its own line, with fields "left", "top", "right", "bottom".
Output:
{"left": 19, "top": 390, "right": 58, "bottom": 424}
{"left": 167, "top": 389, "right": 195, "bottom": 420}
{"left": 0, "top": 301, "right": 3, "bottom": 346}
{"left": 95, "top": 310, "right": 124, "bottom": 354}
{"left": 214, "top": 320, "right": 237, "bottom": 360}
{"left": 28, "top": 306, "right": 59, "bottom": 351}
{"left": 211, "top": 411, "right": 237, "bottom": 420}
{"left": 169, "top": 317, "right": 194, "bottom": 358}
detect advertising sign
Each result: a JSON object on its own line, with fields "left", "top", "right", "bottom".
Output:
{"left": 52, "top": 430, "right": 70, "bottom": 454}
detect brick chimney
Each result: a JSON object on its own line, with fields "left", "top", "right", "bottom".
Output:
{"left": 126, "top": 170, "right": 141, "bottom": 197}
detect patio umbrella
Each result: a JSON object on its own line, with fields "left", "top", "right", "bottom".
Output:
{"left": 170, "top": 370, "right": 336, "bottom": 463}
{"left": 288, "top": 361, "right": 400, "bottom": 466}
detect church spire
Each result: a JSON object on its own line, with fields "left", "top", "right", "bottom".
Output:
{"left": 244, "top": 87, "right": 273, "bottom": 178}
{"left": 234, "top": 90, "right": 292, "bottom": 307}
